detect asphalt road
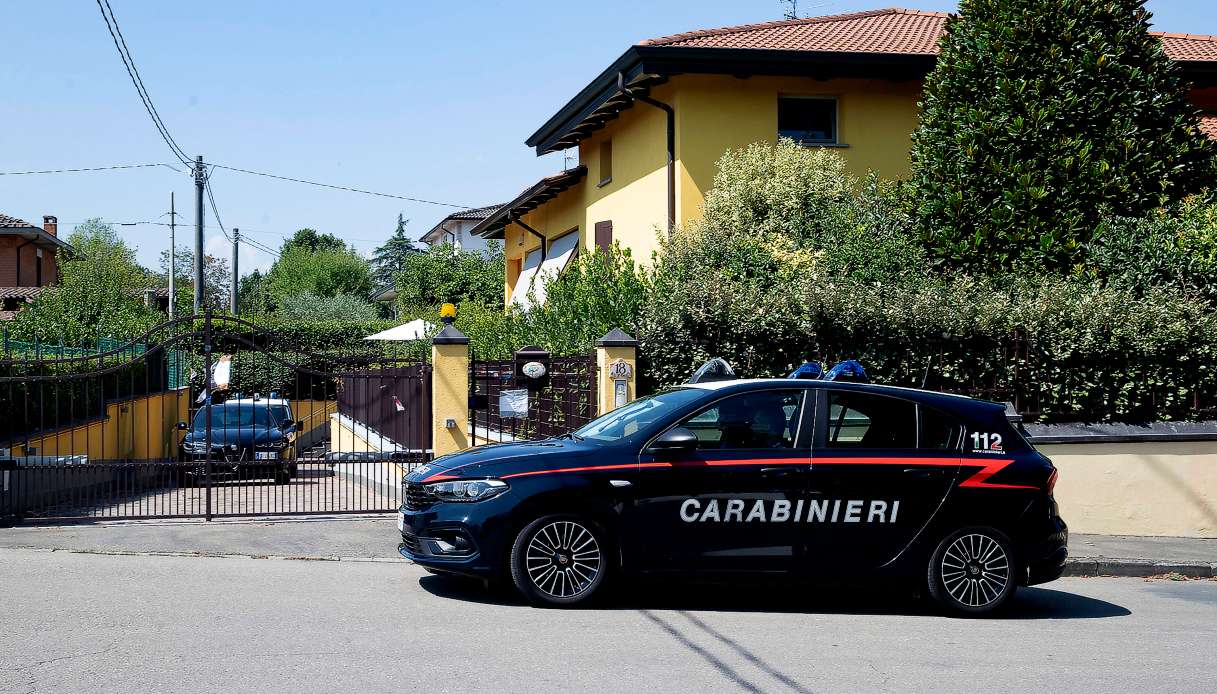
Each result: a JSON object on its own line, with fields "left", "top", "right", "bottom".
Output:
{"left": 1, "top": 549, "right": 1214, "bottom": 694}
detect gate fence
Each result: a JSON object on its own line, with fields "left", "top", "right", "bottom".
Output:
{"left": 1, "top": 312, "right": 431, "bottom": 523}
{"left": 469, "top": 354, "right": 597, "bottom": 445}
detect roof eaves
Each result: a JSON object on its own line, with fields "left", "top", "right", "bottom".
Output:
{"left": 470, "top": 166, "right": 588, "bottom": 239}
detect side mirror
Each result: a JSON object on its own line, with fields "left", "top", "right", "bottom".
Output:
{"left": 282, "top": 419, "right": 299, "bottom": 430}
{"left": 650, "top": 427, "right": 699, "bottom": 453}
{"left": 176, "top": 421, "right": 188, "bottom": 431}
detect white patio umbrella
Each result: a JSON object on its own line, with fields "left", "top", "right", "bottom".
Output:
{"left": 363, "top": 318, "right": 434, "bottom": 341}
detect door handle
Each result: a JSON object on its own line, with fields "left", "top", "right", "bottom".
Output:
{"left": 760, "top": 466, "right": 804, "bottom": 476}
{"left": 903, "top": 468, "right": 944, "bottom": 479}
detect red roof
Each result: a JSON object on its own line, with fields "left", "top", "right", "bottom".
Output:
{"left": 640, "top": 8, "right": 1217, "bottom": 62}
{"left": 1200, "top": 113, "right": 1217, "bottom": 140}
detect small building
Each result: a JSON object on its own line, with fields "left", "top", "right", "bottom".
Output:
{"left": 418, "top": 204, "right": 503, "bottom": 254}
{"left": 471, "top": 8, "right": 1217, "bottom": 308}
{"left": 0, "top": 214, "right": 72, "bottom": 319}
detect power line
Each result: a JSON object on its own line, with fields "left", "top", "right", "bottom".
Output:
{"left": 208, "top": 163, "right": 474, "bottom": 208}
{"left": 0, "top": 162, "right": 181, "bottom": 176}
{"left": 94, "top": 0, "right": 190, "bottom": 165}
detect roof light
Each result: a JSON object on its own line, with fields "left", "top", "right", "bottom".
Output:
{"left": 789, "top": 362, "right": 823, "bottom": 380}
{"left": 823, "top": 360, "right": 868, "bottom": 383}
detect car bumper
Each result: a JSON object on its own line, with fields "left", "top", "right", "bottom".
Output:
{"left": 1023, "top": 516, "right": 1069, "bottom": 586}
{"left": 397, "top": 497, "right": 514, "bottom": 579}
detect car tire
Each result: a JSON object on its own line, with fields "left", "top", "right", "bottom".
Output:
{"left": 927, "top": 526, "right": 1018, "bottom": 616}
{"left": 510, "top": 514, "right": 609, "bottom": 607}
{"left": 273, "top": 466, "right": 292, "bottom": 485}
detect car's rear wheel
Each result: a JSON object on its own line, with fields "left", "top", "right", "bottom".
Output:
{"left": 927, "top": 527, "right": 1017, "bottom": 616}
{"left": 510, "top": 515, "right": 608, "bottom": 607}
{"left": 273, "top": 465, "right": 292, "bottom": 485}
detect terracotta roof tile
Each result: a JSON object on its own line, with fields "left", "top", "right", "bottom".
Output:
{"left": 0, "top": 213, "right": 38, "bottom": 229}
{"left": 639, "top": 8, "right": 1217, "bottom": 62}
{"left": 1199, "top": 113, "right": 1217, "bottom": 140}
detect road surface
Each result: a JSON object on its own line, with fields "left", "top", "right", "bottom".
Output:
{"left": 1, "top": 548, "right": 1213, "bottom": 693}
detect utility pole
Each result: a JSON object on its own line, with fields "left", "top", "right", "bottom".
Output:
{"left": 193, "top": 155, "right": 206, "bottom": 313}
{"left": 230, "top": 228, "right": 239, "bottom": 315}
{"left": 168, "top": 191, "right": 176, "bottom": 320}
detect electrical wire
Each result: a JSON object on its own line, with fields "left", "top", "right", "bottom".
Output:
{"left": 0, "top": 163, "right": 181, "bottom": 176}
{"left": 208, "top": 163, "right": 474, "bottom": 208}
{"left": 94, "top": 0, "right": 191, "bottom": 165}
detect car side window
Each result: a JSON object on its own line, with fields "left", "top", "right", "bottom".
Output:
{"left": 918, "top": 405, "right": 963, "bottom": 450}
{"left": 674, "top": 390, "right": 805, "bottom": 450}
{"left": 825, "top": 391, "right": 916, "bottom": 449}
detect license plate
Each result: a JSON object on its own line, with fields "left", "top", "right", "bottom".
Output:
{"left": 254, "top": 452, "right": 278, "bottom": 460}
{"left": 397, "top": 513, "right": 405, "bottom": 532}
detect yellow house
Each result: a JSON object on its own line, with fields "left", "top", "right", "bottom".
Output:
{"left": 469, "top": 8, "right": 1217, "bottom": 307}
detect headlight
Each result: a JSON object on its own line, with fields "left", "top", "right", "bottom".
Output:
{"left": 425, "top": 479, "right": 508, "bottom": 502}
{"left": 182, "top": 439, "right": 206, "bottom": 453}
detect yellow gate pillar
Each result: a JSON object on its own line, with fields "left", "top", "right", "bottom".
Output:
{"left": 431, "top": 312, "right": 470, "bottom": 457}
{"left": 596, "top": 328, "right": 639, "bottom": 415}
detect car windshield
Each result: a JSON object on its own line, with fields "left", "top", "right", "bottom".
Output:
{"left": 193, "top": 404, "right": 288, "bottom": 429}
{"left": 573, "top": 388, "right": 706, "bottom": 443}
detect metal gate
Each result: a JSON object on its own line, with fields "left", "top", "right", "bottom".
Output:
{"left": 0, "top": 312, "right": 431, "bottom": 523}
{"left": 469, "top": 354, "right": 597, "bottom": 445}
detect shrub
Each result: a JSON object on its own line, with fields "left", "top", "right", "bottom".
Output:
{"left": 277, "top": 292, "right": 379, "bottom": 322}
{"left": 520, "top": 244, "right": 648, "bottom": 355}
{"left": 911, "top": 0, "right": 1217, "bottom": 272}
{"left": 1088, "top": 197, "right": 1217, "bottom": 303}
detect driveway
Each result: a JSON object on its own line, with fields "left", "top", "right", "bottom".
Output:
{"left": 0, "top": 547, "right": 1213, "bottom": 694}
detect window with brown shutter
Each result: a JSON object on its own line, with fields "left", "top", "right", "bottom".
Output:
{"left": 594, "top": 221, "right": 613, "bottom": 254}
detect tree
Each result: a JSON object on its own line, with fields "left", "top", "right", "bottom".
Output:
{"left": 9, "top": 219, "right": 161, "bottom": 343}
{"left": 911, "top": 0, "right": 1217, "bottom": 272}
{"left": 264, "top": 244, "right": 372, "bottom": 305}
{"left": 370, "top": 214, "right": 419, "bottom": 288}
{"left": 237, "top": 269, "right": 273, "bottom": 316}
{"left": 394, "top": 242, "right": 504, "bottom": 313}
{"left": 280, "top": 228, "right": 348, "bottom": 255}
{"left": 158, "top": 246, "right": 231, "bottom": 310}
{"left": 277, "top": 292, "right": 379, "bottom": 322}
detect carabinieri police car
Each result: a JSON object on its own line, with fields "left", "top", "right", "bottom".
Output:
{"left": 399, "top": 366, "right": 1067, "bottom": 616}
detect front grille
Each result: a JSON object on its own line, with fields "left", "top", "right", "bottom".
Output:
{"left": 403, "top": 482, "right": 437, "bottom": 511}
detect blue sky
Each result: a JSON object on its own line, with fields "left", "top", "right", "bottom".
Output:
{"left": 2, "top": 1, "right": 1214, "bottom": 275}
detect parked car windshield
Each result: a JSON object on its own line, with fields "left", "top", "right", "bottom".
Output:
{"left": 573, "top": 388, "right": 706, "bottom": 443}
{"left": 193, "top": 404, "right": 289, "bottom": 429}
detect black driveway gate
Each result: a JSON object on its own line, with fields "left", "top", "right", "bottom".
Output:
{"left": 0, "top": 312, "right": 431, "bottom": 523}
{"left": 469, "top": 353, "right": 597, "bottom": 445}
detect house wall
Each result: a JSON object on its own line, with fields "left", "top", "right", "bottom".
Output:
{"left": 499, "top": 73, "right": 924, "bottom": 302}
{"left": 672, "top": 74, "right": 923, "bottom": 224}
{"left": 0, "top": 237, "right": 59, "bottom": 287}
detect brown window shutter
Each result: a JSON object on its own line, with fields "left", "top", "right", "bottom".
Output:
{"left": 594, "top": 221, "right": 613, "bottom": 253}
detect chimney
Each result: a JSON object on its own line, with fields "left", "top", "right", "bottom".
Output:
{"left": 43, "top": 215, "right": 57, "bottom": 236}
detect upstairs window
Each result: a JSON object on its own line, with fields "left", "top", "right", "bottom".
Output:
{"left": 599, "top": 139, "right": 613, "bottom": 186}
{"left": 778, "top": 97, "right": 837, "bottom": 145}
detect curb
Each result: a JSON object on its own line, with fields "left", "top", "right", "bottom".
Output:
{"left": 1064, "top": 556, "right": 1215, "bottom": 579}
{"left": 0, "top": 546, "right": 410, "bottom": 564}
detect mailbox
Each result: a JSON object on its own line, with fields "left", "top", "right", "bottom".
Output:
{"left": 514, "top": 345, "right": 550, "bottom": 391}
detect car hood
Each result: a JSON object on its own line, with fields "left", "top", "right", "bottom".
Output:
{"left": 409, "top": 438, "right": 601, "bottom": 482}
{"left": 184, "top": 427, "right": 285, "bottom": 448}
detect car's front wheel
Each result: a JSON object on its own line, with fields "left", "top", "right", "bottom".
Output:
{"left": 927, "top": 527, "right": 1017, "bottom": 616}
{"left": 510, "top": 515, "right": 608, "bottom": 607}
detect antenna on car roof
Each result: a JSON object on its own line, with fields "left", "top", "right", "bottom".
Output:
{"left": 687, "top": 358, "right": 737, "bottom": 384}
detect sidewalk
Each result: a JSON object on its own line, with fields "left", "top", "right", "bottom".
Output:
{"left": 0, "top": 516, "right": 1212, "bottom": 577}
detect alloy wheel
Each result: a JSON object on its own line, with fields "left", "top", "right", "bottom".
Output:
{"left": 524, "top": 520, "right": 602, "bottom": 599}
{"left": 940, "top": 532, "right": 1010, "bottom": 608}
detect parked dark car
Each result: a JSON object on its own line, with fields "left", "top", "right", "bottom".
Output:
{"left": 178, "top": 398, "right": 299, "bottom": 485}
{"left": 399, "top": 379, "right": 1067, "bottom": 615}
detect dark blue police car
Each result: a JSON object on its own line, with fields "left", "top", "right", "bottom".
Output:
{"left": 399, "top": 377, "right": 1067, "bottom": 615}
